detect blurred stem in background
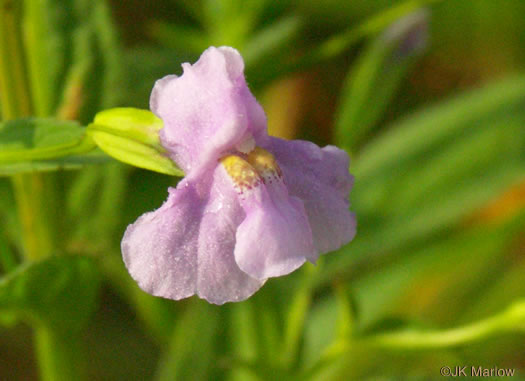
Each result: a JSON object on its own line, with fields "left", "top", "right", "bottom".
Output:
{"left": 35, "top": 326, "right": 88, "bottom": 381}
{"left": 362, "top": 300, "right": 525, "bottom": 349}
{"left": 0, "top": 0, "right": 55, "bottom": 261}
{"left": 300, "top": 300, "right": 525, "bottom": 380}
{"left": 0, "top": 1, "right": 84, "bottom": 380}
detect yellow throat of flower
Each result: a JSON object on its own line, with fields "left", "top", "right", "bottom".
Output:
{"left": 221, "top": 147, "right": 283, "bottom": 193}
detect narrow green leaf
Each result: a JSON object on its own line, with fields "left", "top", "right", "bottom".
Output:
{"left": 201, "top": 0, "right": 263, "bottom": 47}
{"left": 282, "top": 264, "right": 316, "bottom": 369}
{"left": 228, "top": 302, "right": 260, "bottom": 381}
{"left": 155, "top": 301, "right": 218, "bottom": 381}
{"left": 335, "top": 9, "right": 427, "bottom": 149}
{"left": 88, "top": 108, "right": 183, "bottom": 176}
{"left": 243, "top": 16, "right": 302, "bottom": 68}
{"left": 355, "top": 74, "right": 525, "bottom": 181}
{"left": 93, "top": 163, "right": 129, "bottom": 241}
{"left": 0, "top": 255, "right": 101, "bottom": 333}
{"left": 87, "top": 0, "right": 123, "bottom": 115}
{"left": 351, "top": 218, "right": 520, "bottom": 329}
{"left": 320, "top": 163, "right": 525, "bottom": 289}
{"left": 355, "top": 115, "right": 525, "bottom": 216}
{"left": 66, "top": 165, "right": 104, "bottom": 220}
{"left": 251, "top": 293, "right": 282, "bottom": 366}
{"left": 0, "top": 117, "right": 104, "bottom": 175}
{"left": 462, "top": 214, "right": 525, "bottom": 320}
{"left": 302, "top": 297, "right": 339, "bottom": 366}
{"left": 318, "top": 114, "right": 525, "bottom": 289}
{"left": 334, "top": 283, "right": 356, "bottom": 340}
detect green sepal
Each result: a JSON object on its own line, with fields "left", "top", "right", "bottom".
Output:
{"left": 87, "top": 107, "right": 184, "bottom": 176}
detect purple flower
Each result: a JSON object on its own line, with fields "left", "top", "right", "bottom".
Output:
{"left": 122, "top": 47, "right": 356, "bottom": 304}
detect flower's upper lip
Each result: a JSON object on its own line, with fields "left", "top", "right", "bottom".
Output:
{"left": 150, "top": 47, "right": 267, "bottom": 176}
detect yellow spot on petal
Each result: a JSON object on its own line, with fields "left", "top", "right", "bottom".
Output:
{"left": 246, "top": 147, "right": 283, "bottom": 181}
{"left": 221, "top": 147, "right": 283, "bottom": 195}
{"left": 221, "top": 155, "right": 261, "bottom": 192}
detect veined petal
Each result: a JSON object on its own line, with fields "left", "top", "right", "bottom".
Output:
{"left": 221, "top": 150, "right": 315, "bottom": 280}
{"left": 122, "top": 169, "right": 264, "bottom": 305}
{"left": 150, "top": 47, "right": 267, "bottom": 176}
{"left": 263, "top": 137, "right": 356, "bottom": 255}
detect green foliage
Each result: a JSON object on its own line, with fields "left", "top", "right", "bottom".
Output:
{"left": 335, "top": 9, "right": 428, "bottom": 149}
{"left": 354, "top": 75, "right": 525, "bottom": 181}
{"left": 1, "top": 0, "right": 525, "bottom": 380}
{"left": 155, "top": 301, "right": 220, "bottom": 381}
{"left": 0, "top": 255, "right": 100, "bottom": 333}
{"left": 21, "top": 0, "right": 122, "bottom": 120}
{"left": 0, "top": 255, "right": 101, "bottom": 381}
{"left": 0, "top": 110, "right": 185, "bottom": 176}
{"left": 319, "top": 75, "right": 525, "bottom": 288}
{"left": 0, "top": 118, "right": 102, "bottom": 175}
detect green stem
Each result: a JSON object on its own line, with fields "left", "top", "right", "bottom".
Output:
{"left": 301, "top": 300, "right": 525, "bottom": 380}
{"left": 0, "top": 0, "right": 32, "bottom": 119}
{"left": 35, "top": 325, "right": 87, "bottom": 381}
{"left": 22, "top": 0, "right": 52, "bottom": 117}
{"left": 1, "top": 3, "right": 81, "bottom": 381}
{"left": 0, "top": 0, "right": 55, "bottom": 260}
{"left": 10, "top": 174, "right": 55, "bottom": 260}
{"left": 362, "top": 300, "right": 525, "bottom": 349}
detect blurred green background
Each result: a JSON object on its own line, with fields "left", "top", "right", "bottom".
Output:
{"left": 1, "top": 0, "right": 524, "bottom": 380}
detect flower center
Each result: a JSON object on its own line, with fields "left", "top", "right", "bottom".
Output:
{"left": 220, "top": 147, "right": 283, "bottom": 194}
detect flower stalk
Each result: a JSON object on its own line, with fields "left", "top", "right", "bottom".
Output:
{"left": 362, "top": 300, "right": 525, "bottom": 349}
{"left": 0, "top": 0, "right": 55, "bottom": 261}
{"left": 301, "top": 300, "right": 525, "bottom": 380}
{"left": 0, "top": 2, "right": 85, "bottom": 380}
